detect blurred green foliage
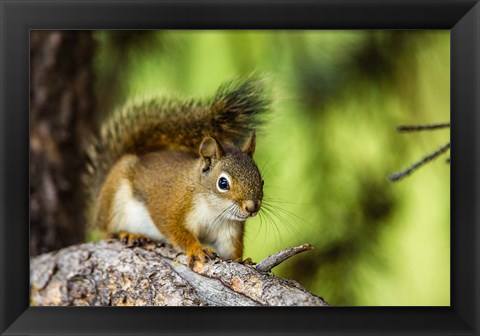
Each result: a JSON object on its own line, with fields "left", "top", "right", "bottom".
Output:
{"left": 93, "top": 30, "right": 450, "bottom": 306}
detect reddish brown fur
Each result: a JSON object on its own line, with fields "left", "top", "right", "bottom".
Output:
{"left": 86, "top": 77, "right": 268, "bottom": 267}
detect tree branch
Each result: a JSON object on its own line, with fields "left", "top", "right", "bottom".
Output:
{"left": 30, "top": 240, "right": 328, "bottom": 306}
{"left": 389, "top": 142, "right": 450, "bottom": 182}
{"left": 396, "top": 122, "right": 450, "bottom": 132}
{"left": 256, "top": 243, "right": 313, "bottom": 273}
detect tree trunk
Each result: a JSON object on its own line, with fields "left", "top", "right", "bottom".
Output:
{"left": 30, "top": 31, "right": 95, "bottom": 255}
{"left": 30, "top": 240, "right": 329, "bottom": 306}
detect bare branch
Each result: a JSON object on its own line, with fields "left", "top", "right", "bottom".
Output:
{"left": 256, "top": 243, "right": 313, "bottom": 273}
{"left": 396, "top": 122, "right": 450, "bottom": 132}
{"left": 30, "top": 240, "right": 328, "bottom": 306}
{"left": 389, "top": 142, "right": 450, "bottom": 182}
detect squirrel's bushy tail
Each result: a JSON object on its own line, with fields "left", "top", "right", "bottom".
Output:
{"left": 85, "top": 75, "right": 270, "bottom": 197}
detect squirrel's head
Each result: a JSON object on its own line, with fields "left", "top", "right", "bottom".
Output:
{"left": 198, "top": 131, "right": 263, "bottom": 221}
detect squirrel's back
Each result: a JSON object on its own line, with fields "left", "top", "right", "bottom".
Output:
{"left": 85, "top": 76, "right": 269, "bottom": 200}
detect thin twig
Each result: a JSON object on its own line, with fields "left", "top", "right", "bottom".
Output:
{"left": 396, "top": 122, "right": 450, "bottom": 132}
{"left": 389, "top": 142, "right": 450, "bottom": 182}
{"left": 256, "top": 243, "right": 313, "bottom": 273}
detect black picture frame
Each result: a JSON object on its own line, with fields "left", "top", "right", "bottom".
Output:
{"left": 1, "top": 0, "right": 479, "bottom": 335}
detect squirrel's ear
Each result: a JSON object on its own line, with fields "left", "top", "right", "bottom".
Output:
{"left": 242, "top": 131, "right": 256, "bottom": 157}
{"left": 199, "top": 137, "right": 223, "bottom": 171}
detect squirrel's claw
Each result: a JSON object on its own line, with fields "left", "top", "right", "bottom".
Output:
{"left": 187, "top": 246, "right": 217, "bottom": 269}
{"left": 118, "top": 231, "right": 151, "bottom": 247}
{"left": 203, "top": 247, "right": 217, "bottom": 259}
{"left": 233, "top": 257, "right": 254, "bottom": 265}
{"left": 241, "top": 257, "right": 254, "bottom": 265}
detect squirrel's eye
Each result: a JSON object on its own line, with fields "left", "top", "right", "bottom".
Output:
{"left": 218, "top": 177, "right": 230, "bottom": 191}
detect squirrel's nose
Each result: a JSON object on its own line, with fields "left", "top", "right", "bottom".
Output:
{"left": 244, "top": 200, "right": 262, "bottom": 216}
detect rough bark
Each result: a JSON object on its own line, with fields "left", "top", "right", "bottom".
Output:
{"left": 30, "top": 240, "right": 329, "bottom": 306}
{"left": 30, "top": 31, "right": 95, "bottom": 255}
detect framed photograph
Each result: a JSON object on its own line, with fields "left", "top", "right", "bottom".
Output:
{"left": 1, "top": 0, "right": 479, "bottom": 335}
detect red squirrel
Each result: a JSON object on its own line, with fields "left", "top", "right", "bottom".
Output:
{"left": 85, "top": 77, "right": 269, "bottom": 267}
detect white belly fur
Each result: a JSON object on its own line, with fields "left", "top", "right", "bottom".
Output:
{"left": 186, "top": 194, "right": 242, "bottom": 259}
{"left": 110, "top": 180, "right": 165, "bottom": 241}
{"left": 110, "top": 180, "right": 241, "bottom": 259}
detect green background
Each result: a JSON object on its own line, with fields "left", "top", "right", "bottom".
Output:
{"left": 92, "top": 31, "right": 450, "bottom": 306}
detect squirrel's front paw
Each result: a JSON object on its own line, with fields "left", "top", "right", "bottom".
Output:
{"left": 117, "top": 231, "right": 151, "bottom": 247}
{"left": 187, "top": 246, "right": 217, "bottom": 269}
{"left": 234, "top": 257, "right": 254, "bottom": 265}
